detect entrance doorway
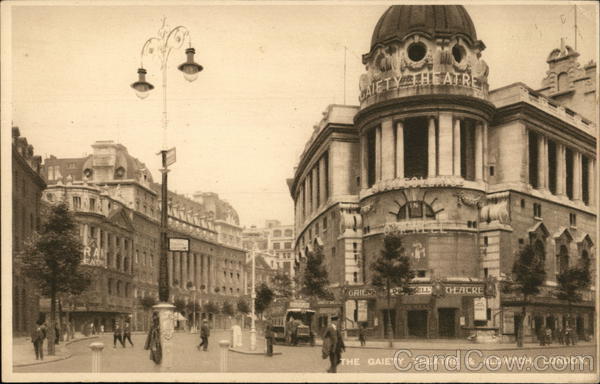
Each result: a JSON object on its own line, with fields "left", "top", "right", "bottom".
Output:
{"left": 407, "top": 310, "right": 428, "bottom": 337}
{"left": 438, "top": 308, "right": 457, "bottom": 338}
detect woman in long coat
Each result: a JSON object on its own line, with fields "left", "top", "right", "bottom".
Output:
{"left": 144, "top": 313, "right": 162, "bottom": 364}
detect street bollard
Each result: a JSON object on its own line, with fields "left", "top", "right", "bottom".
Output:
{"left": 218, "top": 340, "right": 230, "bottom": 372}
{"left": 89, "top": 342, "right": 104, "bottom": 372}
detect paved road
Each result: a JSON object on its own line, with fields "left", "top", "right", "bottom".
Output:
{"left": 13, "top": 332, "right": 596, "bottom": 374}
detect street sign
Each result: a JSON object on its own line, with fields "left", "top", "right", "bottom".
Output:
{"left": 165, "top": 147, "right": 176, "bottom": 166}
{"left": 168, "top": 237, "right": 189, "bottom": 252}
{"left": 473, "top": 297, "right": 487, "bottom": 321}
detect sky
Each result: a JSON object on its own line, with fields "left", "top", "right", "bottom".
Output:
{"left": 5, "top": 0, "right": 598, "bottom": 228}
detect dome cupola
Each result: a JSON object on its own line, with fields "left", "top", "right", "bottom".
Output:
{"left": 358, "top": 5, "right": 489, "bottom": 109}
{"left": 369, "top": 5, "right": 481, "bottom": 54}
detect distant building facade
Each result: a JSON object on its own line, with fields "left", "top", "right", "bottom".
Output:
{"left": 42, "top": 141, "right": 247, "bottom": 331}
{"left": 289, "top": 5, "right": 596, "bottom": 341}
{"left": 12, "top": 127, "right": 46, "bottom": 336}
{"left": 241, "top": 220, "right": 295, "bottom": 276}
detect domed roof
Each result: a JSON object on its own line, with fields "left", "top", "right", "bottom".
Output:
{"left": 370, "top": 5, "right": 478, "bottom": 50}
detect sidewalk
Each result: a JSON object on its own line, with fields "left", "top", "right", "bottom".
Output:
{"left": 13, "top": 333, "right": 99, "bottom": 367}
{"left": 314, "top": 337, "right": 596, "bottom": 351}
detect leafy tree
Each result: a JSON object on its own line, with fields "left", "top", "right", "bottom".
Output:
{"left": 370, "top": 234, "right": 415, "bottom": 347}
{"left": 173, "top": 298, "right": 187, "bottom": 315}
{"left": 555, "top": 255, "right": 592, "bottom": 326}
{"left": 222, "top": 301, "right": 235, "bottom": 317}
{"left": 299, "top": 245, "right": 333, "bottom": 301}
{"left": 203, "top": 301, "right": 219, "bottom": 314}
{"left": 237, "top": 297, "right": 250, "bottom": 315}
{"left": 271, "top": 271, "right": 293, "bottom": 300}
{"left": 20, "top": 202, "right": 90, "bottom": 355}
{"left": 255, "top": 283, "right": 274, "bottom": 317}
{"left": 504, "top": 244, "right": 546, "bottom": 347}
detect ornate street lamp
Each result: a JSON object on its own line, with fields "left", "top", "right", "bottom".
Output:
{"left": 130, "top": 18, "right": 202, "bottom": 370}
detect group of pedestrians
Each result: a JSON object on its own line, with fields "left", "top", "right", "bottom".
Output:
{"left": 113, "top": 321, "right": 134, "bottom": 348}
{"left": 539, "top": 324, "right": 577, "bottom": 346}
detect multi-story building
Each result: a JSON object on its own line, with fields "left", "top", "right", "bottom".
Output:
{"left": 42, "top": 180, "right": 135, "bottom": 332}
{"left": 289, "top": 5, "right": 596, "bottom": 341}
{"left": 12, "top": 127, "right": 46, "bottom": 336}
{"left": 241, "top": 220, "right": 295, "bottom": 276}
{"left": 42, "top": 141, "right": 247, "bottom": 331}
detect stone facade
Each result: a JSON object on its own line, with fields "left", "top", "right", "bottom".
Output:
{"left": 241, "top": 220, "right": 295, "bottom": 276}
{"left": 12, "top": 127, "right": 46, "bottom": 336}
{"left": 289, "top": 5, "right": 596, "bottom": 341}
{"left": 42, "top": 141, "right": 247, "bottom": 331}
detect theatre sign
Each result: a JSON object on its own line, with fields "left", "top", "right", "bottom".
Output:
{"left": 346, "top": 282, "right": 487, "bottom": 299}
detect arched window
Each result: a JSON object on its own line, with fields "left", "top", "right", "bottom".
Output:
{"left": 557, "top": 72, "right": 569, "bottom": 92}
{"left": 534, "top": 239, "right": 546, "bottom": 264}
{"left": 394, "top": 201, "right": 436, "bottom": 221}
{"left": 558, "top": 245, "right": 569, "bottom": 274}
{"left": 116, "top": 253, "right": 122, "bottom": 270}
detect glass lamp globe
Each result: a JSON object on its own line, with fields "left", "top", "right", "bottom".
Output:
{"left": 178, "top": 48, "right": 203, "bottom": 83}
{"left": 130, "top": 68, "right": 154, "bottom": 99}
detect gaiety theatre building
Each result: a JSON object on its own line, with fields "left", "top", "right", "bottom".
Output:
{"left": 289, "top": 5, "right": 597, "bottom": 341}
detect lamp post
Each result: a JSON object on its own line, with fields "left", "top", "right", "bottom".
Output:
{"left": 250, "top": 244, "right": 257, "bottom": 351}
{"left": 130, "top": 18, "right": 203, "bottom": 370}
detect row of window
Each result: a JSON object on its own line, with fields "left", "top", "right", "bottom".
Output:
{"left": 272, "top": 229, "right": 294, "bottom": 238}
{"left": 272, "top": 241, "right": 292, "bottom": 250}
{"left": 297, "top": 214, "right": 330, "bottom": 250}
{"left": 107, "top": 278, "right": 132, "bottom": 298}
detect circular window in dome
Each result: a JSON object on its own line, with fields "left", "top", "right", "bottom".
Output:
{"left": 407, "top": 42, "right": 427, "bottom": 62}
{"left": 452, "top": 44, "right": 466, "bottom": 63}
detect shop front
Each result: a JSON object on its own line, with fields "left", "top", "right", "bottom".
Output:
{"left": 346, "top": 280, "right": 493, "bottom": 339}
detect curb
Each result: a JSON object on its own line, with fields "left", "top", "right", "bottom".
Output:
{"left": 13, "top": 336, "right": 100, "bottom": 368}
{"left": 313, "top": 341, "right": 596, "bottom": 351}
{"left": 228, "top": 348, "right": 283, "bottom": 356}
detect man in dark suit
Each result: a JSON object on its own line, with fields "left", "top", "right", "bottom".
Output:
{"left": 323, "top": 315, "right": 345, "bottom": 373}
{"left": 264, "top": 318, "right": 274, "bottom": 356}
{"left": 197, "top": 319, "right": 210, "bottom": 351}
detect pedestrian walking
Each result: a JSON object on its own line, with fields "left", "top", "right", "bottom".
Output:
{"left": 31, "top": 319, "right": 47, "bottom": 360}
{"left": 54, "top": 324, "right": 60, "bottom": 345}
{"left": 144, "top": 313, "right": 161, "bottom": 364}
{"left": 91, "top": 322, "right": 96, "bottom": 335}
{"left": 123, "top": 321, "right": 134, "bottom": 347}
{"left": 100, "top": 324, "right": 105, "bottom": 334}
{"left": 557, "top": 326, "right": 564, "bottom": 345}
{"left": 197, "top": 319, "right": 210, "bottom": 351}
{"left": 322, "top": 315, "right": 345, "bottom": 373}
{"left": 264, "top": 318, "right": 274, "bottom": 357}
{"left": 538, "top": 326, "right": 546, "bottom": 346}
{"left": 113, "top": 322, "right": 125, "bottom": 348}
{"left": 358, "top": 323, "right": 367, "bottom": 347}
{"left": 545, "top": 326, "right": 552, "bottom": 345}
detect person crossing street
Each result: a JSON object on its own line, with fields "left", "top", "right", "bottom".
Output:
{"left": 123, "top": 321, "right": 134, "bottom": 347}
{"left": 197, "top": 319, "right": 210, "bottom": 351}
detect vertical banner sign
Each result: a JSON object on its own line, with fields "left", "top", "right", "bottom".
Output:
{"left": 357, "top": 300, "right": 368, "bottom": 322}
{"left": 503, "top": 310, "right": 515, "bottom": 334}
{"left": 166, "top": 147, "right": 177, "bottom": 166}
{"left": 473, "top": 297, "right": 487, "bottom": 321}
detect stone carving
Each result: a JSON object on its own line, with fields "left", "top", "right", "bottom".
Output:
{"left": 454, "top": 191, "right": 484, "bottom": 207}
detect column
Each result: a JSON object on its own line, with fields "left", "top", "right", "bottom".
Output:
{"left": 83, "top": 224, "right": 89, "bottom": 246}
{"left": 361, "top": 135, "right": 368, "bottom": 188}
{"left": 168, "top": 252, "right": 173, "bottom": 287}
{"left": 573, "top": 152, "right": 582, "bottom": 201}
{"left": 556, "top": 144, "right": 566, "bottom": 196}
{"left": 208, "top": 255, "right": 212, "bottom": 293}
{"left": 427, "top": 117, "right": 437, "bottom": 178}
{"left": 537, "top": 135, "right": 547, "bottom": 190}
{"left": 475, "top": 121, "right": 483, "bottom": 181}
{"left": 304, "top": 177, "right": 311, "bottom": 216}
{"left": 194, "top": 253, "right": 199, "bottom": 288}
{"left": 173, "top": 252, "right": 180, "bottom": 286}
{"left": 375, "top": 126, "right": 382, "bottom": 182}
{"left": 319, "top": 156, "right": 327, "bottom": 204}
{"left": 589, "top": 159, "right": 596, "bottom": 207}
{"left": 453, "top": 118, "right": 461, "bottom": 176}
{"left": 182, "top": 252, "right": 188, "bottom": 288}
{"left": 395, "top": 120, "right": 404, "bottom": 179}
{"left": 438, "top": 113, "right": 453, "bottom": 176}
{"left": 482, "top": 122, "right": 489, "bottom": 182}
{"left": 312, "top": 167, "right": 319, "bottom": 210}
{"left": 381, "top": 119, "right": 395, "bottom": 180}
